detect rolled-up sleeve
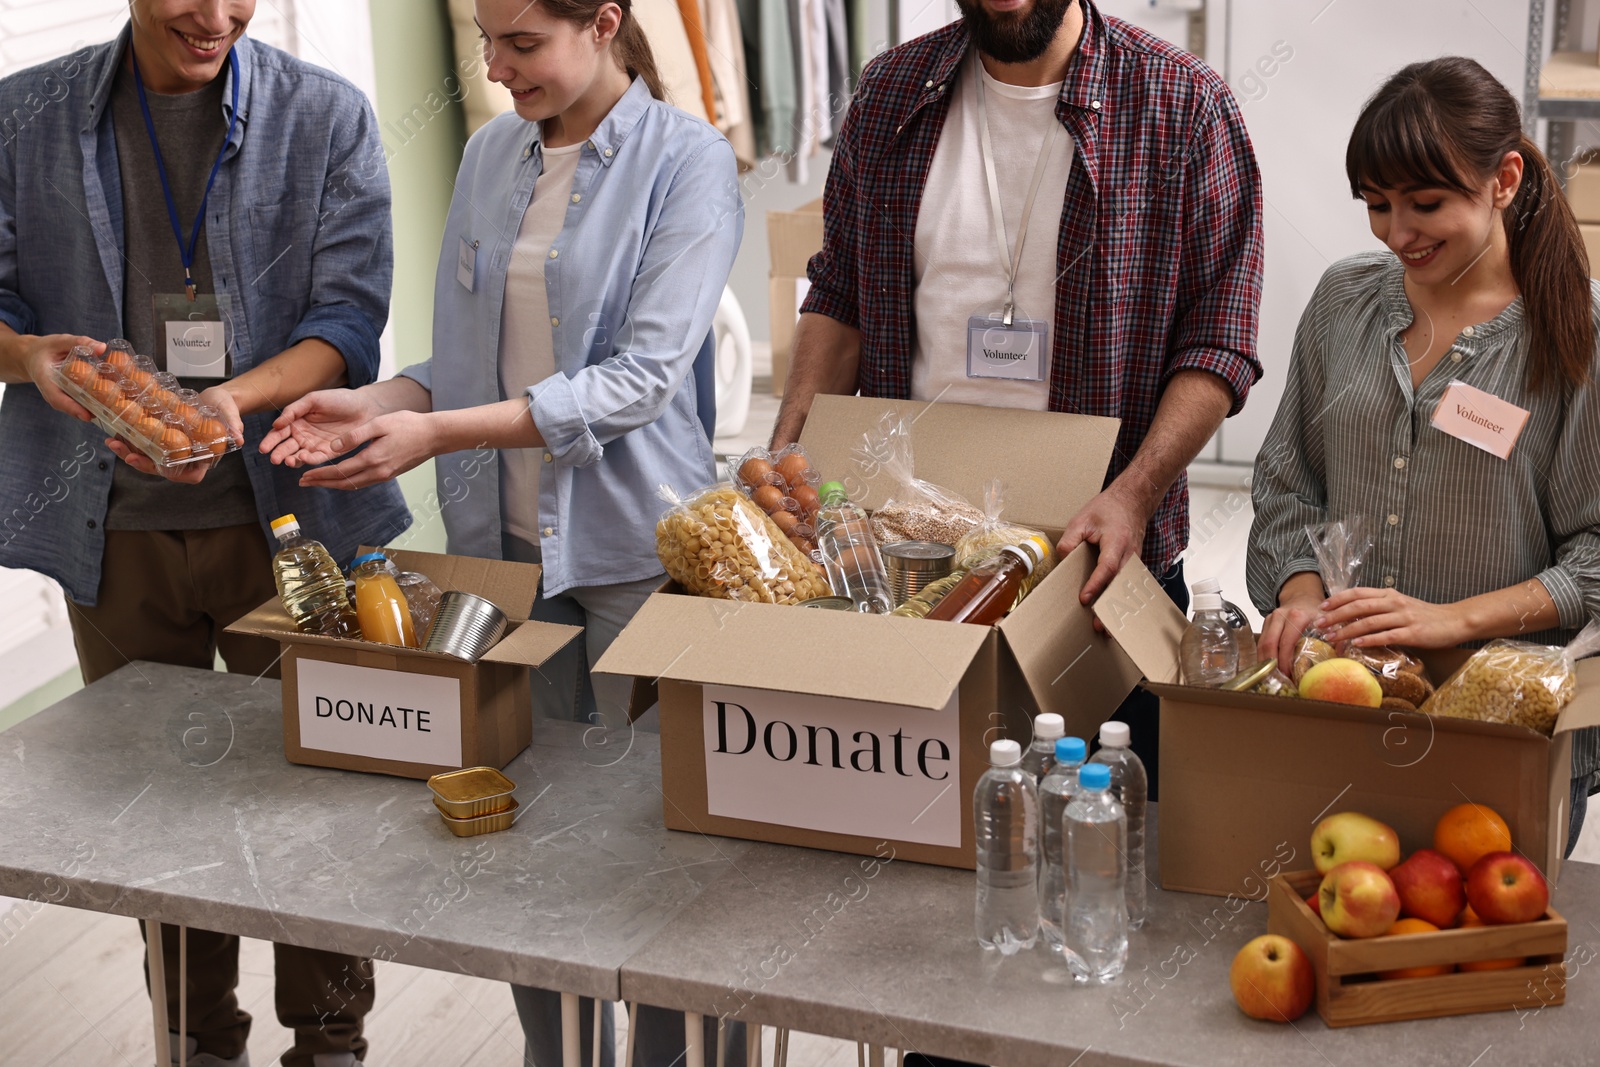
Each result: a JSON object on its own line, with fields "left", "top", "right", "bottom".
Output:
{"left": 1246, "top": 281, "right": 1331, "bottom": 615}
{"left": 283, "top": 93, "right": 393, "bottom": 388}
{"left": 529, "top": 135, "right": 742, "bottom": 467}
{"left": 798, "top": 67, "right": 869, "bottom": 328}
{"left": 1539, "top": 355, "right": 1600, "bottom": 629}
{"left": 1165, "top": 92, "right": 1264, "bottom": 416}
{"left": 0, "top": 131, "right": 35, "bottom": 337}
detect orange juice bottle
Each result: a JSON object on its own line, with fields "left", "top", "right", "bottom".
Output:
{"left": 351, "top": 552, "right": 417, "bottom": 647}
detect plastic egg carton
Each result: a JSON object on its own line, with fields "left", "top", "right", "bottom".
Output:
{"left": 51, "top": 342, "right": 239, "bottom": 469}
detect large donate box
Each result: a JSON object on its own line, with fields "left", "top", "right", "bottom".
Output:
{"left": 598, "top": 395, "right": 1147, "bottom": 868}
{"left": 229, "top": 549, "right": 580, "bottom": 779}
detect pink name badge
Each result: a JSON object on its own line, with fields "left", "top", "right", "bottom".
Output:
{"left": 1430, "top": 380, "right": 1530, "bottom": 460}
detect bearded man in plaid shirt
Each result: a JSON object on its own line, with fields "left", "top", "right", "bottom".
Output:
{"left": 771, "top": 0, "right": 1264, "bottom": 794}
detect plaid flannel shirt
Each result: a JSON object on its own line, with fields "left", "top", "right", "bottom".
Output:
{"left": 802, "top": 1, "right": 1264, "bottom": 572}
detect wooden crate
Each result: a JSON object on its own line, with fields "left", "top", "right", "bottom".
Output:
{"left": 1266, "top": 870, "right": 1567, "bottom": 1027}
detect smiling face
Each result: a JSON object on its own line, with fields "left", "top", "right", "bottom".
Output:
{"left": 1359, "top": 153, "right": 1522, "bottom": 285}
{"left": 128, "top": 0, "right": 253, "bottom": 94}
{"left": 477, "top": 0, "right": 621, "bottom": 124}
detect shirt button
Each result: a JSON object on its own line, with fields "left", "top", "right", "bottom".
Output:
{"left": 1383, "top": 575, "right": 1396, "bottom": 588}
{"left": 1393, "top": 456, "right": 1407, "bottom": 469}
{"left": 1462, "top": 326, "right": 1476, "bottom": 338}
{"left": 603, "top": 148, "right": 613, "bottom": 158}
{"left": 924, "top": 79, "right": 934, "bottom": 88}
{"left": 586, "top": 140, "right": 594, "bottom": 149}
{"left": 550, "top": 317, "right": 559, "bottom": 327}
{"left": 543, "top": 453, "right": 553, "bottom": 463}
{"left": 542, "top": 526, "right": 554, "bottom": 537}
{"left": 1091, "top": 99, "right": 1101, "bottom": 109}
{"left": 1387, "top": 514, "right": 1399, "bottom": 526}
{"left": 86, "top": 519, "right": 97, "bottom": 529}
{"left": 1450, "top": 350, "right": 1463, "bottom": 363}
{"left": 548, "top": 249, "right": 558, "bottom": 259}
{"left": 97, "top": 461, "right": 108, "bottom": 471}
{"left": 571, "top": 193, "right": 581, "bottom": 203}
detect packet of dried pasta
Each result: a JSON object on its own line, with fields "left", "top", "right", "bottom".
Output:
{"left": 655, "top": 483, "right": 830, "bottom": 605}
{"left": 1422, "top": 620, "right": 1600, "bottom": 734}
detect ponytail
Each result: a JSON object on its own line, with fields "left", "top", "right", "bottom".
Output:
{"left": 1346, "top": 57, "right": 1594, "bottom": 393}
{"left": 613, "top": 7, "right": 667, "bottom": 101}
{"left": 1505, "top": 136, "right": 1592, "bottom": 393}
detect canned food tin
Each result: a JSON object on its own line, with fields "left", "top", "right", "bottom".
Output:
{"left": 427, "top": 766, "right": 516, "bottom": 818}
{"left": 423, "top": 591, "right": 508, "bottom": 662}
{"left": 437, "top": 796, "right": 519, "bottom": 837}
{"left": 881, "top": 541, "right": 955, "bottom": 606}
{"left": 797, "top": 595, "right": 854, "bottom": 610}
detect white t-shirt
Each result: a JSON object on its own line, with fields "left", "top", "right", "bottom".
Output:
{"left": 910, "top": 55, "right": 1074, "bottom": 411}
{"left": 499, "top": 138, "right": 583, "bottom": 544}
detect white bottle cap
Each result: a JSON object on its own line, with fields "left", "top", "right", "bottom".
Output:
{"left": 989, "top": 739, "right": 1022, "bottom": 767}
{"left": 1191, "top": 576, "right": 1221, "bottom": 595}
{"left": 1099, "top": 721, "right": 1131, "bottom": 748}
{"left": 1192, "top": 591, "right": 1222, "bottom": 612}
{"left": 1034, "top": 713, "right": 1065, "bottom": 741}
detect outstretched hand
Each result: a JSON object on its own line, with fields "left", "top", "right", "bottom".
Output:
{"left": 260, "top": 388, "right": 382, "bottom": 468}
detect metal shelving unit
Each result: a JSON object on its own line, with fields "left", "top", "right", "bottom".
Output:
{"left": 1526, "top": 0, "right": 1600, "bottom": 166}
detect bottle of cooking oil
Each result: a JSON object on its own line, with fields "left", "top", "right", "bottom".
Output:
{"left": 925, "top": 534, "right": 1051, "bottom": 626}
{"left": 269, "top": 514, "right": 361, "bottom": 638}
{"left": 351, "top": 552, "right": 417, "bottom": 647}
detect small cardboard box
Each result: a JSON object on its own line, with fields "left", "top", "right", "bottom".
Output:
{"left": 1579, "top": 222, "right": 1600, "bottom": 278}
{"left": 1093, "top": 572, "right": 1600, "bottom": 895}
{"left": 1267, "top": 870, "right": 1566, "bottom": 1026}
{"left": 228, "top": 548, "right": 581, "bottom": 779}
{"left": 596, "top": 394, "right": 1136, "bottom": 868}
{"left": 766, "top": 198, "right": 824, "bottom": 396}
{"left": 1570, "top": 162, "right": 1600, "bottom": 226}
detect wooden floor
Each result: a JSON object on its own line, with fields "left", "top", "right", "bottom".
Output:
{"left": 0, "top": 899, "right": 860, "bottom": 1066}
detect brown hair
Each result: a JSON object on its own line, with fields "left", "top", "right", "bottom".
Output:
{"left": 537, "top": 0, "right": 667, "bottom": 101}
{"left": 1346, "top": 57, "right": 1593, "bottom": 393}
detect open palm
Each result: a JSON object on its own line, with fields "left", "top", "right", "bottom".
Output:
{"left": 261, "top": 388, "right": 380, "bottom": 468}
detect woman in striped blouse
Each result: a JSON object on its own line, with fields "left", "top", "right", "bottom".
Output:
{"left": 1247, "top": 57, "right": 1600, "bottom": 847}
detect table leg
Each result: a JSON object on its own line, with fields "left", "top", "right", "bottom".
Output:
{"left": 593, "top": 996, "right": 603, "bottom": 1067}
{"left": 746, "top": 1023, "right": 762, "bottom": 1067}
{"left": 625, "top": 1001, "right": 638, "bottom": 1067}
{"left": 562, "top": 992, "right": 581, "bottom": 1067}
{"left": 147, "top": 921, "right": 172, "bottom": 1067}
{"left": 716, "top": 1016, "right": 727, "bottom": 1067}
{"left": 177, "top": 925, "right": 187, "bottom": 1067}
{"left": 867, "top": 1045, "right": 884, "bottom": 1067}
{"left": 685, "top": 1011, "right": 705, "bottom": 1067}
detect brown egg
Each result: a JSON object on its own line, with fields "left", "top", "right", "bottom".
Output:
{"left": 145, "top": 388, "right": 181, "bottom": 418}
{"left": 158, "top": 425, "right": 193, "bottom": 461}
{"left": 790, "top": 484, "right": 821, "bottom": 517}
{"left": 776, "top": 453, "right": 814, "bottom": 490}
{"left": 190, "top": 416, "right": 231, "bottom": 457}
{"left": 738, "top": 455, "right": 775, "bottom": 487}
{"left": 129, "top": 414, "right": 165, "bottom": 445}
{"left": 771, "top": 510, "right": 800, "bottom": 536}
{"left": 62, "top": 359, "right": 97, "bottom": 387}
{"left": 112, "top": 396, "right": 145, "bottom": 424}
{"left": 105, "top": 349, "right": 137, "bottom": 375}
{"left": 122, "top": 367, "right": 154, "bottom": 393}
{"left": 751, "top": 484, "right": 784, "bottom": 512}
{"left": 88, "top": 376, "right": 121, "bottom": 407}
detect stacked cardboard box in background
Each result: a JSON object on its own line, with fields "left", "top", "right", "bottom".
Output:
{"left": 766, "top": 199, "right": 825, "bottom": 396}
{"left": 1567, "top": 162, "right": 1600, "bottom": 274}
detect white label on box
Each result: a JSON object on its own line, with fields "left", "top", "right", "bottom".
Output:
{"left": 296, "top": 659, "right": 463, "bottom": 767}
{"left": 702, "top": 684, "right": 961, "bottom": 847}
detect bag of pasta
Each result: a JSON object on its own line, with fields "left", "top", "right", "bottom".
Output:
{"left": 953, "top": 479, "right": 1056, "bottom": 605}
{"left": 655, "top": 484, "right": 830, "bottom": 605}
{"left": 1423, "top": 620, "right": 1600, "bottom": 735}
{"left": 1290, "top": 518, "right": 1435, "bottom": 709}
{"left": 853, "top": 414, "right": 984, "bottom": 545}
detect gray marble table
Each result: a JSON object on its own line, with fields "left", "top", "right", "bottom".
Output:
{"left": 0, "top": 661, "right": 748, "bottom": 1001}
{"left": 621, "top": 814, "right": 1600, "bottom": 1067}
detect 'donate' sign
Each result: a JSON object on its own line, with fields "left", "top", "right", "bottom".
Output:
{"left": 297, "top": 659, "right": 463, "bottom": 767}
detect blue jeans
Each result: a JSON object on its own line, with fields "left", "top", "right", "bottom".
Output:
{"left": 501, "top": 535, "right": 745, "bottom": 1067}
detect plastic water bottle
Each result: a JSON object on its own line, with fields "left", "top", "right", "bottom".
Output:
{"left": 1190, "top": 576, "right": 1256, "bottom": 668}
{"left": 1089, "top": 721, "right": 1147, "bottom": 930}
{"left": 1065, "top": 763, "right": 1129, "bottom": 982}
{"left": 974, "top": 739, "right": 1039, "bottom": 954}
{"left": 814, "top": 481, "right": 894, "bottom": 613}
{"left": 1020, "top": 712, "right": 1065, "bottom": 782}
{"left": 1181, "top": 590, "right": 1240, "bottom": 686}
{"left": 1038, "top": 736, "right": 1087, "bottom": 952}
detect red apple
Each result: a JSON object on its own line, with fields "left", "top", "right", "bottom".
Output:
{"left": 1465, "top": 852, "right": 1549, "bottom": 925}
{"left": 1310, "top": 811, "right": 1402, "bottom": 874}
{"left": 1389, "top": 848, "right": 1467, "bottom": 928}
{"left": 1299, "top": 657, "right": 1383, "bottom": 707}
{"left": 1230, "top": 935, "right": 1315, "bottom": 1022}
{"left": 1306, "top": 891, "right": 1322, "bottom": 917}
{"left": 1319, "top": 861, "right": 1402, "bottom": 938}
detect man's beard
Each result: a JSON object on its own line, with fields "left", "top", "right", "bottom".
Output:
{"left": 955, "top": 0, "right": 1074, "bottom": 65}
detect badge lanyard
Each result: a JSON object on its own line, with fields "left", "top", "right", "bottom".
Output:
{"left": 132, "top": 45, "right": 239, "bottom": 378}
{"left": 965, "top": 55, "right": 1059, "bottom": 382}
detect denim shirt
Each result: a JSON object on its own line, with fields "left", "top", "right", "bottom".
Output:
{"left": 0, "top": 26, "right": 410, "bottom": 605}
{"left": 402, "top": 78, "right": 741, "bottom": 597}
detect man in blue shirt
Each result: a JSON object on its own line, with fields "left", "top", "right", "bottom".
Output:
{"left": 0, "top": 3, "right": 409, "bottom": 1064}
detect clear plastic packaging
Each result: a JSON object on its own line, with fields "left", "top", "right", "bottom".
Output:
{"left": 953, "top": 479, "right": 1056, "bottom": 604}
{"left": 1290, "top": 519, "right": 1434, "bottom": 707}
{"left": 52, "top": 342, "right": 239, "bottom": 468}
{"left": 656, "top": 483, "right": 830, "bottom": 604}
{"left": 853, "top": 414, "right": 984, "bottom": 545}
{"left": 889, "top": 568, "right": 968, "bottom": 618}
{"left": 396, "top": 570, "right": 444, "bottom": 640}
{"left": 730, "top": 444, "right": 825, "bottom": 555}
{"left": 1422, "top": 621, "right": 1600, "bottom": 734}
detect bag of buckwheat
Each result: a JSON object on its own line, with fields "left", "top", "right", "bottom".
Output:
{"left": 852, "top": 414, "right": 984, "bottom": 546}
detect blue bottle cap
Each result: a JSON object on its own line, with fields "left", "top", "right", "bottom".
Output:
{"left": 1078, "top": 763, "right": 1111, "bottom": 790}
{"left": 1055, "top": 736, "right": 1087, "bottom": 764}
{"left": 350, "top": 551, "right": 388, "bottom": 568}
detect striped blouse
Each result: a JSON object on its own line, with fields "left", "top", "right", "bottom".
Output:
{"left": 1247, "top": 251, "right": 1600, "bottom": 777}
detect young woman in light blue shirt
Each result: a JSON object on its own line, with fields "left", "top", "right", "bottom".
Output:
{"left": 261, "top": 2, "right": 742, "bottom": 1063}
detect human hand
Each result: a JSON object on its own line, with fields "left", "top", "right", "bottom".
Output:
{"left": 293, "top": 409, "right": 440, "bottom": 490}
{"left": 1056, "top": 486, "right": 1151, "bottom": 630}
{"left": 19, "top": 333, "right": 104, "bottom": 421}
{"left": 1259, "top": 575, "right": 1327, "bottom": 671}
{"left": 197, "top": 384, "right": 246, "bottom": 449}
{"left": 1315, "top": 587, "right": 1467, "bottom": 651}
{"left": 260, "top": 388, "right": 382, "bottom": 467}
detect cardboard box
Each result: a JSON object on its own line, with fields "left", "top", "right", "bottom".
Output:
{"left": 1567, "top": 163, "right": 1600, "bottom": 225}
{"left": 1093, "top": 571, "right": 1600, "bottom": 895}
{"left": 1268, "top": 870, "right": 1566, "bottom": 1026}
{"left": 766, "top": 198, "right": 824, "bottom": 396}
{"left": 596, "top": 394, "right": 1136, "bottom": 868}
{"left": 1580, "top": 222, "right": 1600, "bottom": 278}
{"left": 228, "top": 548, "right": 581, "bottom": 779}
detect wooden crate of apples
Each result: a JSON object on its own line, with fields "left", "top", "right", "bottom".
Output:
{"left": 1230, "top": 804, "right": 1566, "bottom": 1027}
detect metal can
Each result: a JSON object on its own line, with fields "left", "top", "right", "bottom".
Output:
{"left": 881, "top": 540, "right": 956, "bottom": 606}
{"left": 797, "top": 595, "right": 855, "bottom": 610}
{"left": 437, "top": 796, "right": 520, "bottom": 836}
